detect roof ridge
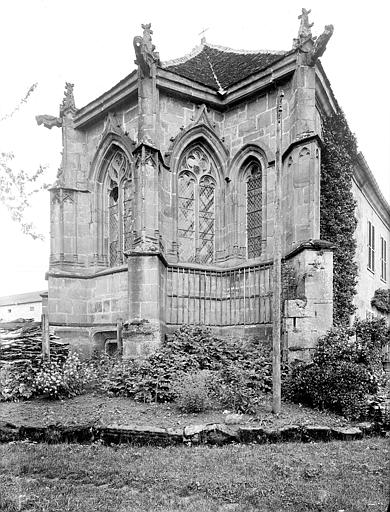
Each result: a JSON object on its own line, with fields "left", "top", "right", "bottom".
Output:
{"left": 161, "top": 44, "right": 205, "bottom": 67}
{"left": 205, "top": 42, "right": 286, "bottom": 56}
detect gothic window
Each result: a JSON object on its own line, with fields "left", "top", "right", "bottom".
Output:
{"left": 106, "top": 150, "right": 133, "bottom": 266}
{"left": 246, "top": 161, "right": 262, "bottom": 259}
{"left": 178, "top": 146, "right": 216, "bottom": 263}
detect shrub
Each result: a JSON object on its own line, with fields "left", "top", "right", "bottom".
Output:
{"left": 173, "top": 370, "right": 213, "bottom": 413}
{"left": 209, "top": 365, "right": 264, "bottom": 414}
{"left": 34, "top": 353, "right": 95, "bottom": 399}
{"left": 0, "top": 363, "right": 36, "bottom": 401}
{"left": 284, "top": 318, "right": 390, "bottom": 420}
{"left": 100, "top": 325, "right": 277, "bottom": 410}
{"left": 0, "top": 353, "right": 96, "bottom": 401}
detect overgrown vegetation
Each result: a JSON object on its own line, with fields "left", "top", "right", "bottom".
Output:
{"left": 101, "top": 325, "right": 281, "bottom": 413}
{"left": 320, "top": 110, "right": 358, "bottom": 326}
{"left": 284, "top": 318, "right": 390, "bottom": 419}
{"left": 371, "top": 288, "right": 390, "bottom": 314}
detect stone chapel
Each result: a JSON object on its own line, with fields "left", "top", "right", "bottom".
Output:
{"left": 37, "top": 10, "right": 390, "bottom": 361}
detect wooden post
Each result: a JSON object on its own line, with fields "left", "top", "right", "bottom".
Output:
{"left": 41, "top": 313, "right": 50, "bottom": 361}
{"left": 116, "top": 319, "right": 123, "bottom": 356}
{"left": 272, "top": 90, "right": 284, "bottom": 414}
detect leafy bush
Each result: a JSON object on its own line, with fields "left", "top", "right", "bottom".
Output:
{"left": 172, "top": 370, "right": 213, "bottom": 413}
{"left": 209, "top": 365, "right": 265, "bottom": 414}
{"left": 0, "top": 363, "right": 36, "bottom": 401}
{"left": 371, "top": 289, "right": 390, "bottom": 315}
{"left": 100, "top": 325, "right": 278, "bottom": 410}
{"left": 34, "top": 353, "right": 96, "bottom": 399}
{"left": 0, "top": 353, "right": 95, "bottom": 401}
{"left": 284, "top": 318, "right": 390, "bottom": 419}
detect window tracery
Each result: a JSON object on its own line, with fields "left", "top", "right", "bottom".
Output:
{"left": 178, "top": 145, "right": 216, "bottom": 263}
{"left": 246, "top": 161, "right": 262, "bottom": 259}
{"left": 105, "top": 150, "right": 133, "bottom": 266}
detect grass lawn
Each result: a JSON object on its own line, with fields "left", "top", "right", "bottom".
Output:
{"left": 0, "top": 392, "right": 349, "bottom": 430}
{"left": 0, "top": 439, "right": 388, "bottom": 512}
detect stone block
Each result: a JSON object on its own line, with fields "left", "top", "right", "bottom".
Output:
{"left": 302, "top": 425, "right": 331, "bottom": 442}
{"left": 238, "top": 119, "right": 256, "bottom": 137}
{"left": 285, "top": 299, "right": 313, "bottom": 318}
{"left": 279, "top": 425, "right": 302, "bottom": 442}
{"left": 238, "top": 426, "right": 265, "bottom": 443}
{"left": 331, "top": 427, "right": 363, "bottom": 441}
{"left": 183, "top": 424, "right": 239, "bottom": 445}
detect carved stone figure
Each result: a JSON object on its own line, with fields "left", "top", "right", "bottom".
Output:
{"left": 298, "top": 8, "right": 314, "bottom": 40}
{"left": 60, "top": 82, "right": 77, "bottom": 116}
{"left": 35, "top": 114, "right": 62, "bottom": 129}
{"left": 133, "top": 23, "right": 160, "bottom": 77}
{"left": 308, "top": 25, "right": 335, "bottom": 65}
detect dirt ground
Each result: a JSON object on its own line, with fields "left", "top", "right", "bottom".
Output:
{"left": 0, "top": 392, "right": 350, "bottom": 429}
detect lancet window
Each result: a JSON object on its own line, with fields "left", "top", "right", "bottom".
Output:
{"left": 178, "top": 146, "right": 216, "bottom": 263}
{"left": 246, "top": 161, "right": 262, "bottom": 258}
{"left": 106, "top": 150, "right": 133, "bottom": 266}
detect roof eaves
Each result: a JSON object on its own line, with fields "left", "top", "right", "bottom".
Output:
{"left": 354, "top": 152, "right": 390, "bottom": 225}
{"left": 74, "top": 70, "right": 138, "bottom": 128}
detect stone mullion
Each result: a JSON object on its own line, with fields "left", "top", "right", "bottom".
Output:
{"left": 118, "top": 183, "right": 124, "bottom": 264}
{"left": 59, "top": 188, "right": 64, "bottom": 262}
{"left": 194, "top": 180, "right": 200, "bottom": 262}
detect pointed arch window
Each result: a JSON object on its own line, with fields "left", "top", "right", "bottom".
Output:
{"left": 246, "top": 161, "right": 262, "bottom": 259}
{"left": 178, "top": 145, "right": 216, "bottom": 263}
{"left": 106, "top": 150, "right": 133, "bottom": 266}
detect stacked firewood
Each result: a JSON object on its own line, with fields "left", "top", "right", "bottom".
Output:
{"left": 0, "top": 320, "right": 69, "bottom": 368}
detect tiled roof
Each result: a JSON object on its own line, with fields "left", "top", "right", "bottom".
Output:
{"left": 0, "top": 291, "right": 46, "bottom": 307}
{"left": 162, "top": 43, "right": 287, "bottom": 91}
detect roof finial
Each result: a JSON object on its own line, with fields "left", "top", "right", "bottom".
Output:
{"left": 199, "top": 27, "right": 209, "bottom": 44}
{"left": 293, "top": 8, "right": 314, "bottom": 48}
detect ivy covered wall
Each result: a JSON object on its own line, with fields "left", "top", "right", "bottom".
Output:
{"left": 320, "top": 111, "right": 358, "bottom": 326}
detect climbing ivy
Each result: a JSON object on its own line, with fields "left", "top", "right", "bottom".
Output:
{"left": 320, "top": 110, "right": 358, "bottom": 326}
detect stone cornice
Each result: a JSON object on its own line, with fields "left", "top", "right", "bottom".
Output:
{"left": 315, "top": 61, "right": 338, "bottom": 116}
{"left": 73, "top": 52, "right": 299, "bottom": 129}
{"left": 157, "top": 70, "right": 222, "bottom": 107}
{"left": 353, "top": 153, "right": 390, "bottom": 229}
{"left": 222, "top": 52, "right": 296, "bottom": 105}
{"left": 48, "top": 186, "right": 90, "bottom": 193}
{"left": 74, "top": 71, "right": 138, "bottom": 129}
{"left": 284, "top": 239, "right": 335, "bottom": 261}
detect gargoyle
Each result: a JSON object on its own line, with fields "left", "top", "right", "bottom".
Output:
{"left": 35, "top": 114, "right": 62, "bottom": 129}
{"left": 308, "top": 25, "right": 334, "bottom": 65}
{"left": 133, "top": 23, "right": 160, "bottom": 77}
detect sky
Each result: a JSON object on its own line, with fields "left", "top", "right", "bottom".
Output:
{"left": 0, "top": 0, "right": 389, "bottom": 297}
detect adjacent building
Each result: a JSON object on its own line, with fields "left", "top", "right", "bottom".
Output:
{"left": 0, "top": 291, "right": 46, "bottom": 323}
